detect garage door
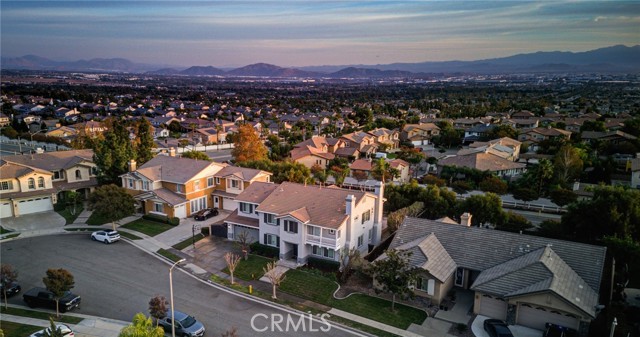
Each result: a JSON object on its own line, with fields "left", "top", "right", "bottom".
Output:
{"left": 233, "top": 225, "right": 259, "bottom": 243}
{"left": 478, "top": 294, "right": 508, "bottom": 320}
{"left": 0, "top": 201, "right": 13, "bottom": 218}
{"left": 17, "top": 197, "right": 53, "bottom": 215}
{"left": 222, "top": 197, "right": 237, "bottom": 211}
{"left": 517, "top": 303, "right": 580, "bottom": 330}
{"left": 174, "top": 204, "right": 187, "bottom": 219}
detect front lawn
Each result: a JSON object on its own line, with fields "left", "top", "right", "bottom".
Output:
{"left": 279, "top": 269, "right": 427, "bottom": 330}
{"left": 0, "top": 306, "right": 84, "bottom": 324}
{"left": 86, "top": 212, "right": 111, "bottom": 226}
{"left": 157, "top": 248, "right": 182, "bottom": 262}
{"left": 0, "top": 321, "right": 42, "bottom": 336}
{"left": 57, "top": 206, "right": 84, "bottom": 225}
{"left": 121, "top": 219, "right": 173, "bottom": 237}
{"left": 172, "top": 233, "right": 205, "bottom": 250}
{"left": 222, "top": 254, "right": 274, "bottom": 281}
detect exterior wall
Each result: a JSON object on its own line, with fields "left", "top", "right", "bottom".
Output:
{"left": 17, "top": 173, "right": 53, "bottom": 191}
{"left": 296, "top": 155, "right": 330, "bottom": 169}
{"left": 0, "top": 178, "right": 20, "bottom": 193}
{"left": 64, "top": 165, "right": 94, "bottom": 183}
{"left": 413, "top": 272, "right": 454, "bottom": 306}
{"left": 278, "top": 215, "right": 304, "bottom": 259}
{"left": 346, "top": 195, "right": 378, "bottom": 254}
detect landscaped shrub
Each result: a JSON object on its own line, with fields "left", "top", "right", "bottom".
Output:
{"left": 250, "top": 242, "right": 279, "bottom": 258}
{"left": 200, "top": 227, "right": 210, "bottom": 236}
{"left": 455, "top": 323, "right": 467, "bottom": 333}
{"left": 143, "top": 213, "right": 170, "bottom": 223}
{"left": 307, "top": 256, "right": 340, "bottom": 273}
{"left": 451, "top": 180, "right": 472, "bottom": 193}
{"left": 54, "top": 202, "right": 66, "bottom": 212}
{"left": 168, "top": 217, "right": 180, "bottom": 226}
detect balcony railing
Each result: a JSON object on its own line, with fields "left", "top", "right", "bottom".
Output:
{"left": 306, "top": 234, "right": 338, "bottom": 248}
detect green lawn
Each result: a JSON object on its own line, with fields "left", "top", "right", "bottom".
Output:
{"left": 121, "top": 219, "right": 173, "bottom": 237}
{"left": 56, "top": 206, "right": 84, "bottom": 225}
{"left": 222, "top": 254, "right": 274, "bottom": 281}
{"left": 0, "top": 226, "right": 12, "bottom": 234}
{"left": 0, "top": 306, "right": 84, "bottom": 324}
{"left": 279, "top": 269, "right": 427, "bottom": 329}
{"left": 0, "top": 233, "right": 21, "bottom": 240}
{"left": 86, "top": 212, "right": 111, "bottom": 226}
{"left": 157, "top": 248, "right": 182, "bottom": 262}
{"left": 172, "top": 233, "right": 205, "bottom": 250}
{"left": 0, "top": 321, "right": 42, "bottom": 336}
{"left": 119, "top": 231, "right": 143, "bottom": 240}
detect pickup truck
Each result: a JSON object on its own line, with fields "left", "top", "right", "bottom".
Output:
{"left": 23, "top": 287, "right": 81, "bottom": 313}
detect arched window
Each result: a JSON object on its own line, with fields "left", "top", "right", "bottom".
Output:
{"left": 38, "top": 177, "right": 45, "bottom": 188}
{"left": 75, "top": 169, "right": 81, "bottom": 179}
{"left": 28, "top": 178, "right": 35, "bottom": 189}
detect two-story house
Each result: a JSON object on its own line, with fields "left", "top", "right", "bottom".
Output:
{"left": 401, "top": 123, "right": 441, "bottom": 146}
{"left": 338, "top": 131, "right": 378, "bottom": 159}
{"left": 518, "top": 127, "right": 572, "bottom": 151}
{"left": 0, "top": 150, "right": 98, "bottom": 218}
{"left": 225, "top": 181, "right": 385, "bottom": 265}
{"left": 211, "top": 166, "right": 272, "bottom": 212}
{"left": 367, "top": 128, "right": 400, "bottom": 151}
{"left": 120, "top": 155, "right": 226, "bottom": 218}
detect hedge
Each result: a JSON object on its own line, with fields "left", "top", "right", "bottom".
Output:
{"left": 250, "top": 242, "right": 280, "bottom": 258}
{"left": 143, "top": 213, "right": 180, "bottom": 226}
{"left": 307, "top": 256, "right": 340, "bottom": 272}
{"left": 200, "top": 226, "right": 210, "bottom": 236}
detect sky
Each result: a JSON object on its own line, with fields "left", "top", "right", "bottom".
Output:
{"left": 1, "top": 1, "right": 639, "bottom": 68}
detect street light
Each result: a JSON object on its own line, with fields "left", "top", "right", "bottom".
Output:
{"left": 169, "top": 258, "right": 186, "bottom": 337}
{"left": 609, "top": 317, "right": 617, "bottom": 337}
{"left": 29, "top": 129, "right": 46, "bottom": 147}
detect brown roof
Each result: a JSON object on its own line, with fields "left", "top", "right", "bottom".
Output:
{"left": 255, "top": 182, "right": 369, "bottom": 229}
{"left": 234, "top": 182, "right": 278, "bottom": 204}
{"left": 350, "top": 159, "right": 372, "bottom": 171}
{"left": 136, "top": 155, "right": 223, "bottom": 183}
{"left": 214, "top": 165, "right": 271, "bottom": 181}
{"left": 1, "top": 150, "right": 95, "bottom": 172}
{"left": 224, "top": 209, "right": 259, "bottom": 228}
{"left": 153, "top": 188, "right": 187, "bottom": 206}
{"left": 439, "top": 153, "right": 525, "bottom": 172}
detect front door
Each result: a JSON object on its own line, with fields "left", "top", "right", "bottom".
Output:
{"left": 213, "top": 196, "right": 219, "bottom": 208}
{"left": 291, "top": 244, "right": 298, "bottom": 259}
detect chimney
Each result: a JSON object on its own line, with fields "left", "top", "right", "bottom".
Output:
{"left": 128, "top": 159, "right": 137, "bottom": 172}
{"left": 169, "top": 147, "right": 176, "bottom": 157}
{"left": 460, "top": 212, "right": 472, "bottom": 227}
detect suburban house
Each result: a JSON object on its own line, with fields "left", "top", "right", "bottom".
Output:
{"left": 504, "top": 118, "right": 540, "bottom": 129}
{"left": 630, "top": 155, "right": 640, "bottom": 189}
{"left": 580, "top": 130, "right": 637, "bottom": 145}
{"left": 211, "top": 166, "right": 272, "bottom": 212}
{"left": 1, "top": 150, "right": 98, "bottom": 218}
{"left": 389, "top": 158, "right": 411, "bottom": 183}
{"left": 463, "top": 124, "right": 496, "bottom": 143}
{"left": 120, "top": 155, "right": 226, "bottom": 218}
{"left": 225, "top": 181, "right": 385, "bottom": 265}
{"left": 518, "top": 127, "right": 572, "bottom": 151}
{"left": 401, "top": 123, "right": 441, "bottom": 146}
{"left": 387, "top": 216, "right": 607, "bottom": 336}
{"left": 437, "top": 151, "right": 526, "bottom": 177}
{"left": 367, "top": 128, "right": 400, "bottom": 151}
{"left": 290, "top": 136, "right": 339, "bottom": 169}
{"left": 339, "top": 131, "right": 378, "bottom": 159}
{"left": 465, "top": 137, "right": 522, "bottom": 161}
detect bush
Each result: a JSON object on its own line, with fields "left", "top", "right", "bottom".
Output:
{"left": 455, "top": 323, "right": 468, "bottom": 333}
{"left": 200, "top": 227, "right": 210, "bottom": 236}
{"left": 143, "top": 213, "right": 170, "bottom": 223}
{"left": 451, "top": 180, "right": 472, "bottom": 193}
{"left": 421, "top": 174, "right": 446, "bottom": 187}
{"left": 54, "top": 202, "right": 66, "bottom": 212}
{"left": 307, "top": 256, "right": 340, "bottom": 273}
{"left": 168, "top": 217, "right": 180, "bottom": 226}
{"left": 250, "top": 242, "right": 280, "bottom": 258}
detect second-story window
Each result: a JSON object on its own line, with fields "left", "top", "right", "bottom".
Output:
{"left": 207, "top": 177, "right": 214, "bottom": 187}
{"left": 28, "top": 178, "right": 35, "bottom": 189}
{"left": 284, "top": 220, "right": 298, "bottom": 234}
{"left": 75, "top": 169, "right": 81, "bottom": 179}
{"left": 215, "top": 177, "right": 221, "bottom": 185}
{"left": 361, "top": 210, "right": 371, "bottom": 224}
{"left": 128, "top": 179, "right": 134, "bottom": 189}
{"left": 37, "top": 177, "right": 45, "bottom": 188}
{"left": 54, "top": 170, "right": 64, "bottom": 180}
{"left": 1, "top": 181, "right": 13, "bottom": 190}
{"left": 142, "top": 181, "right": 149, "bottom": 191}
{"left": 194, "top": 180, "right": 200, "bottom": 191}
{"left": 264, "top": 213, "right": 276, "bottom": 225}
{"left": 239, "top": 202, "right": 254, "bottom": 214}
{"left": 176, "top": 184, "right": 183, "bottom": 193}
{"left": 230, "top": 179, "right": 240, "bottom": 189}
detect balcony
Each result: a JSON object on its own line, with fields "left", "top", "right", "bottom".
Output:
{"left": 305, "top": 234, "right": 339, "bottom": 248}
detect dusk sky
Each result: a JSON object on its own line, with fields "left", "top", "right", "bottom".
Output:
{"left": 1, "top": 1, "right": 639, "bottom": 68}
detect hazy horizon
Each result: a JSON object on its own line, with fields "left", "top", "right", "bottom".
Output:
{"left": 1, "top": 1, "right": 639, "bottom": 68}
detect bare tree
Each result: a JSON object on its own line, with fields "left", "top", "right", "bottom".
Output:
{"left": 236, "top": 231, "right": 252, "bottom": 260}
{"left": 263, "top": 262, "right": 286, "bottom": 299}
{"left": 221, "top": 326, "right": 238, "bottom": 337}
{"left": 1, "top": 264, "right": 18, "bottom": 309}
{"left": 339, "top": 247, "right": 362, "bottom": 284}
{"left": 224, "top": 253, "right": 241, "bottom": 285}
{"left": 148, "top": 295, "right": 168, "bottom": 326}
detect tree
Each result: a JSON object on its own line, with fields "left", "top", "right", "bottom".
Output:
{"left": 42, "top": 268, "right": 75, "bottom": 318}
{"left": 554, "top": 145, "right": 583, "bottom": 187}
{"left": 88, "top": 184, "right": 136, "bottom": 231}
{"left": 457, "top": 193, "right": 506, "bottom": 227}
{"left": 495, "top": 212, "right": 533, "bottom": 233}
{"left": 478, "top": 176, "right": 508, "bottom": 195}
{"left": 371, "top": 157, "right": 399, "bottom": 183}
{"left": 44, "top": 317, "right": 64, "bottom": 337}
{"left": 93, "top": 120, "right": 134, "bottom": 184}
{"left": 487, "top": 125, "right": 518, "bottom": 140}
{"left": 512, "top": 187, "right": 538, "bottom": 205}
{"left": 231, "top": 124, "right": 268, "bottom": 163}
{"left": 1, "top": 264, "right": 18, "bottom": 309}
{"left": 148, "top": 295, "right": 168, "bottom": 326}
{"left": 135, "top": 119, "right": 154, "bottom": 165}
{"left": 215, "top": 124, "right": 224, "bottom": 150}
{"left": 549, "top": 188, "right": 578, "bottom": 207}
{"left": 224, "top": 252, "right": 241, "bottom": 285}
{"left": 370, "top": 249, "right": 419, "bottom": 311}
{"left": 64, "top": 191, "right": 81, "bottom": 216}
{"left": 339, "top": 247, "right": 363, "bottom": 284}
{"left": 181, "top": 150, "right": 211, "bottom": 161}
{"left": 534, "top": 159, "right": 554, "bottom": 196}
{"left": 263, "top": 261, "right": 286, "bottom": 299}
{"left": 119, "top": 313, "right": 164, "bottom": 337}
{"left": 236, "top": 231, "right": 252, "bottom": 260}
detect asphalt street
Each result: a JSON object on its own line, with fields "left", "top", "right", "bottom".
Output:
{"left": 1, "top": 234, "right": 361, "bottom": 337}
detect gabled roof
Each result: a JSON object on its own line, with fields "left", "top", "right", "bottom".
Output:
{"left": 350, "top": 159, "right": 372, "bottom": 171}
{"left": 394, "top": 234, "right": 457, "bottom": 283}
{"left": 0, "top": 161, "right": 50, "bottom": 179}
{"left": 1, "top": 150, "right": 95, "bottom": 173}
{"left": 439, "top": 152, "right": 525, "bottom": 172}
{"left": 214, "top": 165, "right": 271, "bottom": 181}
{"left": 234, "top": 181, "right": 278, "bottom": 204}
{"left": 135, "top": 155, "right": 223, "bottom": 183}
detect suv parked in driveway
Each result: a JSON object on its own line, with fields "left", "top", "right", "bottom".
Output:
{"left": 91, "top": 230, "right": 120, "bottom": 244}
{"left": 158, "top": 310, "right": 205, "bottom": 337}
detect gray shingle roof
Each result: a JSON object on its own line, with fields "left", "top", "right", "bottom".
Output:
{"left": 395, "top": 234, "right": 458, "bottom": 283}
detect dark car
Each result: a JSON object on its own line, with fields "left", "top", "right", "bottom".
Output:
{"left": 483, "top": 319, "right": 514, "bottom": 337}
{"left": 193, "top": 208, "right": 218, "bottom": 221}
{"left": 158, "top": 310, "right": 205, "bottom": 337}
{"left": 543, "top": 323, "right": 578, "bottom": 337}
{"left": 23, "top": 287, "right": 81, "bottom": 312}
{"left": 0, "top": 281, "right": 21, "bottom": 297}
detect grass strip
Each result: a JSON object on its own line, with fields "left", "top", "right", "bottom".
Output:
{"left": 86, "top": 212, "right": 111, "bottom": 226}
{"left": 172, "top": 233, "right": 205, "bottom": 250}
{"left": 119, "top": 231, "right": 143, "bottom": 240}
{"left": 0, "top": 321, "right": 43, "bottom": 335}
{"left": 1, "top": 233, "right": 21, "bottom": 240}
{"left": 56, "top": 206, "right": 84, "bottom": 225}
{"left": 0, "top": 306, "right": 84, "bottom": 324}
{"left": 221, "top": 254, "right": 274, "bottom": 281}
{"left": 121, "top": 219, "right": 173, "bottom": 237}
{"left": 157, "top": 248, "right": 182, "bottom": 262}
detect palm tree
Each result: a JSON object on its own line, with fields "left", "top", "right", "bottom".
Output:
{"left": 372, "top": 157, "right": 399, "bottom": 183}
{"left": 215, "top": 123, "right": 223, "bottom": 151}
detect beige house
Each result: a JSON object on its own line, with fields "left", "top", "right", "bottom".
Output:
{"left": 211, "top": 166, "right": 272, "bottom": 212}
{"left": 290, "top": 136, "right": 339, "bottom": 169}
{"left": 0, "top": 150, "right": 98, "bottom": 218}
{"left": 401, "top": 123, "right": 441, "bottom": 146}
{"left": 438, "top": 152, "right": 526, "bottom": 177}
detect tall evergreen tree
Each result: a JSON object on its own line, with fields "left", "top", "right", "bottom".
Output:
{"left": 135, "top": 119, "right": 154, "bottom": 165}
{"left": 93, "top": 121, "right": 134, "bottom": 184}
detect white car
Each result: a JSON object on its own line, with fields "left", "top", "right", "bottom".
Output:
{"left": 91, "top": 230, "right": 121, "bottom": 244}
{"left": 29, "top": 323, "right": 74, "bottom": 337}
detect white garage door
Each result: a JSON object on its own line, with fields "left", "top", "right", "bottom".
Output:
{"left": 517, "top": 303, "right": 580, "bottom": 330}
{"left": 478, "top": 294, "right": 508, "bottom": 320}
{"left": 17, "top": 197, "right": 53, "bottom": 215}
{"left": 0, "top": 202, "right": 13, "bottom": 218}
{"left": 174, "top": 204, "right": 187, "bottom": 219}
{"left": 222, "top": 197, "right": 237, "bottom": 211}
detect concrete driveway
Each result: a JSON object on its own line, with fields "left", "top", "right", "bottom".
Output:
{"left": 471, "top": 315, "right": 542, "bottom": 337}
{"left": 183, "top": 236, "right": 242, "bottom": 273}
{"left": 0, "top": 211, "right": 65, "bottom": 231}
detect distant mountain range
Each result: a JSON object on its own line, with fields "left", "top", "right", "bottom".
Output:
{"left": 2, "top": 45, "right": 639, "bottom": 77}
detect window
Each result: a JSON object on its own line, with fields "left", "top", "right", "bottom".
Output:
{"left": 357, "top": 234, "right": 364, "bottom": 247}
{"left": 312, "top": 246, "right": 335, "bottom": 259}
{"left": 1, "top": 181, "right": 13, "bottom": 190}
{"left": 239, "top": 202, "right": 254, "bottom": 214}
{"left": 215, "top": 177, "right": 221, "bottom": 185}
{"left": 28, "top": 178, "right": 35, "bottom": 189}
{"left": 194, "top": 180, "right": 200, "bottom": 191}
{"left": 416, "top": 278, "right": 435, "bottom": 295}
{"left": 361, "top": 210, "right": 371, "bottom": 224}
{"left": 75, "top": 169, "right": 81, "bottom": 179}
{"left": 54, "top": 170, "right": 63, "bottom": 180}
{"left": 368, "top": 228, "right": 373, "bottom": 242}
{"left": 308, "top": 226, "right": 320, "bottom": 236}
{"left": 264, "top": 213, "right": 276, "bottom": 225}
{"left": 207, "top": 177, "right": 214, "bottom": 187}
{"left": 264, "top": 234, "right": 279, "bottom": 247}
{"left": 190, "top": 196, "right": 206, "bottom": 213}
{"left": 128, "top": 179, "right": 134, "bottom": 188}
{"left": 142, "top": 181, "right": 149, "bottom": 191}
{"left": 37, "top": 177, "right": 45, "bottom": 188}
{"left": 154, "top": 202, "right": 163, "bottom": 212}
{"left": 284, "top": 220, "right": 298, "bottom": 234}
{"left": 91, "top": 167, "right": 98, "bottom": 176}
{"left": 230, "top": 179, "right": 240, "bottom": 189}
{"left": 176, "top": 184, "right": 183, "bottom": 193}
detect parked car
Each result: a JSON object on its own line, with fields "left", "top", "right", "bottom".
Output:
{"left": 543, "top": 323, "right": 578, "bottom": 337}
{"left": 23, "top": 287, "right": 81, "bottom": 312}
{"left": 483, "top": 319, "right": 514, "bottom": 337}
{"left": 91, "top": 230, "right": 120, "bottom": 244}
{"left": 193, "top": 208, "right": 218, "bottom": 221}
{"left": 29, "top": 323, "right": 74, "bottom": 337}
{"left": 0, "top": 281, "right": 21, "bottom": 297}
{"left": 157, "top": 310, "right": 205, "bottom": 337}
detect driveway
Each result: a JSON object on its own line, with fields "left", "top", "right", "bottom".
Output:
{"left": 153, "top": 209, "right": 230, "bottom": 246}
{"left": 471, "top": 315, "right": 542, "bottom": 337}
{"left": 183, "top": 235, "right": 242, "bottom": 273}
{"left": 0, "top": 211, "right": 65, "bottom": 231}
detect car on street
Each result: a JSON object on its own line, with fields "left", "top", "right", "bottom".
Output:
{"left": 91, "top": 230, "right": 120, "bottom": 244}
{"left": 483, "top": 319, "right": 514, "bottom": 337}
{"left": 193, "top": 208, "right": 218, "bottom": 221}
{"left": 0, "top": 281, "right": 21, "bottom": 297}
{"left": 29, "top": 323, "right": 74, "bottom": 337}
{"left": 543, "top": 323, "right": 578, "bottom": 337}
{"left": 158, "top": 310, "right": 205, "bottom": 337}
{"left": 23, "top": 287, "right": 81, "bottom": 312}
